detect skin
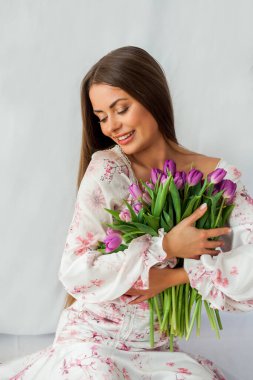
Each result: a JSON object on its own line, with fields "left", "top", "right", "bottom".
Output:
{"left": 89, "top": 83, "right": 231, "bottom": 304}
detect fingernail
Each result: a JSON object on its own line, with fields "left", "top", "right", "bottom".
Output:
{"left": 200, "top": 203, "right": 207, "bottom": 210}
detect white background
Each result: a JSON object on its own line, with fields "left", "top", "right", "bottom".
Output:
{"left": 0, "top": 1, "right": 252, "bottom": 379}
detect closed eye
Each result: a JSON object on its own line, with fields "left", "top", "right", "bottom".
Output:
{"left": 98, "top": 107, "right": 129, "bottom": 124}
{"left": 117, "top": 107, "right": 129, "bottom": 115}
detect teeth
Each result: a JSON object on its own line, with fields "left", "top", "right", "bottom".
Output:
{"left": 118, "top": 131, "right": 134, "bottom": 141}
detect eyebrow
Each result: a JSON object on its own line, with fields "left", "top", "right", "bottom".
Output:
{"left": 93, "top": 97, "right": 128, "bottom": 113}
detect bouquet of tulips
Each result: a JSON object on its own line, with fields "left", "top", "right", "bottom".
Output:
{"left": 97, "top": 159, "right": 237, "bottom": 350}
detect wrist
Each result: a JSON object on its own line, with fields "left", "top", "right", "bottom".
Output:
{"left": 162, "top": 235, "right": 173, "bottom": 259}
{"left": 164, "top": 267, "right": 189, "bottom": 287}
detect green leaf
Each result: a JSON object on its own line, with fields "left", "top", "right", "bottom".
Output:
{"left": 153, "top": 176, "right": 171, "bottom": 218}
{"left": 181, "top": 195, "right": 200, "bottom": 220}
{"left": 123, "top": 231, "right": 144, "bottom": 240}
{"left": 103, "top": 223, "right": 136, "bottom": 233}
{"left": 206, "top": 183, "right": 214, "bottom": 197}
{"left": 196, "top": 207, "right": 209, "bottom": 229}
{"left": 167, "top": 192, "right": 174, "bottom": 225}
{"left": 143, "top": 213, "right": 160, "bottom": 230}
{"left": 222, "top": 204, "right": 235, "bottom": 225}
{"left": 107, "top": 243, "right": 129, "bottom": 254}
{"left": 131, "top": 222, "right": 158, "bottom": 236}
{"left": 169, "top": 177, "right": 181, "bottom": 224}
{"left": 161, "top": 215, "right": 170, "bottom": 233}
{"left": 123, "top": 199, "right": 138, "bottom": 222}
{"left": 198, "top": 177, "right": 208, "bottom": 197}
{"left": 139, "top": 179, "right": 154, "bottom": 199}
{"left": 209, "top": 190, "right": 225, "bottom": 227}
{"left": 137, "top": 207, "right": 145, "bottom": 222}
{"left": 190, "top": 181, "right": 202, "bottom": 196}
{"left": 103, "top": 208, "right": 122, "bottom": 221}
{"left": 162, "top": 210, "right": 173, "bottom": 230}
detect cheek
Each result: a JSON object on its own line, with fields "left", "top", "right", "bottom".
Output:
{"left": 127, "top": 106, "right": 152, "bottom": 127}
{"left": 100, "top": 124, "right": 109, "bottom": 137}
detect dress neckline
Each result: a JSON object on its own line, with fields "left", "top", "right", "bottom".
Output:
{"left": 111, "top": 144, "right": 224, "bottom": 183}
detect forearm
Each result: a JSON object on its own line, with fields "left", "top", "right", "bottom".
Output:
{"left": 163, "top": 267, "right": 190, "bottom": 287}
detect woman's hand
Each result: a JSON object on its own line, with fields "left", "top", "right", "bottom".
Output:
{"left": 124, "top": 266, "right": 189, "bottom": 304}
{"left": 162, "top": 203, "right": 231, "bottom": 260}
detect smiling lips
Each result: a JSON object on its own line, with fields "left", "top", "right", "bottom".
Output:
{"left": 114, "top": 131, "right": 135, "bottom": 141}
{"left": 114, "top": 130, "right": 135, "bottom": 145}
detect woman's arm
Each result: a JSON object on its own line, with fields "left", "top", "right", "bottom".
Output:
{"left": 59, "top": 154, "right": 174, "bottom": 305}
{"left": 126, "top": 162, "right": 253, "bottom": 311}
{"left": 183, "top": 165, "right": 253, "bottom": 312}
{"left": 125, "top": 267, "right": 189, "bottom": 304}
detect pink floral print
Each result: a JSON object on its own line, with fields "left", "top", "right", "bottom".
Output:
{"left": 1, "top": 145, "right": 253, "bottom": 379}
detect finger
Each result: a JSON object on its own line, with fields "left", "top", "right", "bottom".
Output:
{"left": 188, "top": 254, "right": 201, "bottom": 260}
{"left": 199, "top": 248, "right": 221, "bottom": 256}
{"left": 204, "top": 240, "right": 225, "bottom": 249}
{"left": 184, "top": 203, "right": 208, "bottom": 225}
{"left": 206, "top": 227, "right": 231, "bottom": 238}
{"left": 124, "top": 288, "right": 145, "bottom": 296}
{"left": 129, "top": 295, "right": 149, "bottom": 304}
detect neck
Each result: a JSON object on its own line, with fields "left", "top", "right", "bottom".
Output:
{"left": 128, "top": 139, "right": 179, "bottom": 171}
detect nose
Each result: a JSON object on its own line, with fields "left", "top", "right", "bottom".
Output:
{"left": 107, "top": 114, "right": 122, "bottom": 135}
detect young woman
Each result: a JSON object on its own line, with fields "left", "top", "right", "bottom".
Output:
{"left": 1, "top": 46, "right": 253, "bottom": 379}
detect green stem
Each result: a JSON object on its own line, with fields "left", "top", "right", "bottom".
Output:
{"left": 177, "top": 285, "right": 184, "bottom": 336}
{"left": 161, "top": 288, "right": 171, "bottom": 331}
{"left": 215, "top": 309, "right": 223, "bottom": 330}
{"left": 180, "top": 290, "right": 185, "bottom": 338}
{"left": 214, "top": 198, "right": 225, "bottom": 228}
{"left": 204, "top": 301, "right": 221, "bottom": 339}
{"left": 169, "top": 330, "right": 174, "bottom": 352}
{"left": 209, "top": 306, "right": 221, "bottom": 339}
{"left": 153, "top": 295, "right": 162, "bottom": 329}
{"left": 172, "top": 286, "right": 177, "bottom": 332}
{"left": 148, "top": 298, "right": 154, "bottom": 347}
{"left": 185, "top": 283, "right": 190, "bottom": 333}
{"left": 204, "top": 300, "right": 215, "bottom": 330}
{"left": 196, "top": 297, "right": 202, "bottom": 336}
{"left": 186, "top": 298, "right": 201, "bottom": 341}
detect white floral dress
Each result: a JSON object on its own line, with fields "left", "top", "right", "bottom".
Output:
{"left": 1, "top": 144, "right": 253, "bottom": 380}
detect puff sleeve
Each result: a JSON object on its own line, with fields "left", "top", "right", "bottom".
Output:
{"left": 58, "top": 151, "right": 169, "bottom": 304}
{"left": 184, "top": 161, "right": 253, "bottom": 311}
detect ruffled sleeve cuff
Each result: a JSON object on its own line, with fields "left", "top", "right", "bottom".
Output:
{"left": 140, "top": 228, "right": 178, "bottom": 289}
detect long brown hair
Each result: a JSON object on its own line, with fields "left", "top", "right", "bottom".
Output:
{"left": 63, "top": 46, "right": 180, "bottom": 309}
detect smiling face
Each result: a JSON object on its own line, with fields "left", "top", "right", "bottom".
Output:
{"left": 89, "top": 83, "right": 164, "bottom": 156}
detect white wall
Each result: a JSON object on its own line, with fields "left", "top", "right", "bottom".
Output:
{"left": 0, "top": 1, "right": 252, "bottom": 379}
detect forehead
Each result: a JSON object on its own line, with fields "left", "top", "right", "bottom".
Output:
{"left": 89, "top": 84, "right": 130, "bottom": 109}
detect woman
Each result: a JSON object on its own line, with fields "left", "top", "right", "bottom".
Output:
{"left": 1, "top": 46, "right": 253, "bottom": 379}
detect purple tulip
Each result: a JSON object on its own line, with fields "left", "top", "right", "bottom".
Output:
{"left": 103, "top": 231, "right": 122, "bottom": 253}
{"left": 163, "top": 159, "right": 176, "bottom": 177}
{"left": 105, "top": 227, "right": 114, "bottom": 235}
{"left": 119, "top": 209, "right": 131, "bottom": 222}
{"left": 187, "top": 169, "right": 203, "bottom": 186}
{"left": 145, "top": 181, "right": 155, "bottom": 190}
{"left": 142, "top": 191, "right": 152, "bottom": 204}
{"left": 207, "top": 168, "right": 227, "bottom": 184}
{"left": 129, "top": 183, "right": 142, "bottom": 200}
{"left": 210, "top": 182, "right": 221, "bottom": 196}
{"left": 161, "top": 174, "right": 169, "bottom": 184}
{"left": 151, "top": 168, "right": 163, "bottom": 184}
{"left": 174, "top": 171, "right": 186, "bottom": 189}
{"left": 133, "top": 202, "right": 143, "bottom": 214}
{"left": 226, "top": 194, "right": 237, "bottom": 205}
{"left": 219, "top": 179, "right": 237, "bottom": 202}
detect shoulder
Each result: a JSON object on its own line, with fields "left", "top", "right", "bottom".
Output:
{"left": 91, "top": 145, "right": 121, "bottom": 162}
{"left": 195, "top": 155, "right": 222, "bottom": 178}
{"left": 186, "top": 153, "right": 242, "bottom": 182}
{"left": 181, "top": 152, "right": 221, "bottom": 178}
{"left": 83, "top": 145, "right": 131, "bottom": 186}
